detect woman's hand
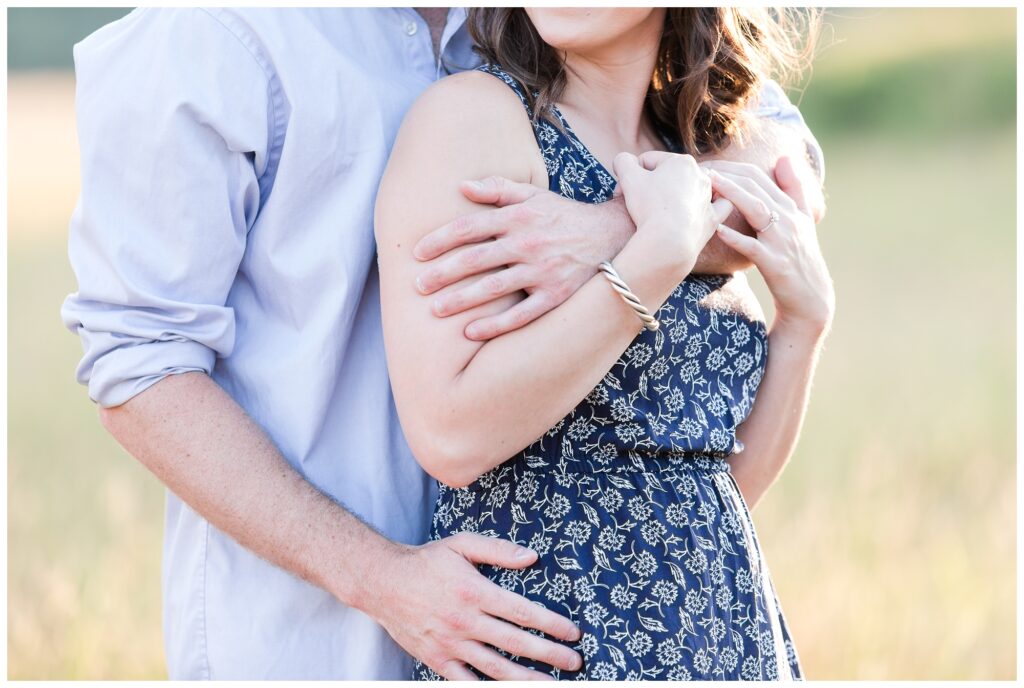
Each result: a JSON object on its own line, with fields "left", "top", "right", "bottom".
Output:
{"left": 613, "top": 151, "right": 734, "bottom": 278}
{"left": 708, "top": 156, "right": 835, "bottom": 336}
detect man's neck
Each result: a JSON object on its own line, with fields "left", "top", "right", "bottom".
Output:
{"left": 415, "top": 8, "right": 449, "bottom": 60}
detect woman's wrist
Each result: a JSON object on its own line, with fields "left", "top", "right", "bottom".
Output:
{"left": 602, "top": 229, "right": 692, "bottom": 328}
{"left": 629, "top": 219, "right": 697, "bottom": 279}
{"left": 770, "top": 311, "right": 831, "bottom": 346}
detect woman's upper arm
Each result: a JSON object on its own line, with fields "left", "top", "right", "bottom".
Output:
{"left": 374, "top": 72, "right": 542, "bottom": 461}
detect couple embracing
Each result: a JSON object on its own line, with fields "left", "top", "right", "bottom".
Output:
{"left": 63, "top": 6, "right": 833, "bottom": 681}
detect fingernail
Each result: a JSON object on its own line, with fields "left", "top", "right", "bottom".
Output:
{"left": 433, "top": 298, "right": 445, "bottom": 316}
{"left": 466, "top": 180, "right": 484, "bottom": 191}
{"left": 465, "top": 324, "right": 480, "bottom": 339}
{"left": 514, "top": 546, "right": 535, "bottom": 561}
{"left": 415, "top": 276, "right": 426, "bottom": 293}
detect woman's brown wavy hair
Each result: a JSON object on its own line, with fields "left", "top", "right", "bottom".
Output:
{"left": 467, "top": 8, "right": 821, "bottom": 156}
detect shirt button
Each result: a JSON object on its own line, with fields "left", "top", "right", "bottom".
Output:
{"left": 405, "top": 22, "right": 418, "bottom": 36}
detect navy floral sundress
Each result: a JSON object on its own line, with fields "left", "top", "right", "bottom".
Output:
{"left": 413, "top": 64, "right": 802, "bottom": 681}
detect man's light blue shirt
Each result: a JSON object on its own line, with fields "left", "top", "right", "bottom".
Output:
{"left": 61, "top": 7, "right": 823, "bottom": 680}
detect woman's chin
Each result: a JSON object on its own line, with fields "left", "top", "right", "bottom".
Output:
{"left": 524, "top": 7, "right": 663, "bottom": 55}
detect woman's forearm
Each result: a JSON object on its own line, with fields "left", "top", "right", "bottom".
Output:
{"left": 422, "top": 230, "right": 689, "bottom": 486}
{"left": 728, "top": 317, "right": 827, "bottom": 507}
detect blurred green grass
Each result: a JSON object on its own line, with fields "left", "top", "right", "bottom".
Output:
{"left": 7, "top": 7, "right": 1016, "bottom": 680}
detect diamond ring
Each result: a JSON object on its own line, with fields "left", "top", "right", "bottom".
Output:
{"left": 756, "top": 210, "right": 780, "bottom": 233}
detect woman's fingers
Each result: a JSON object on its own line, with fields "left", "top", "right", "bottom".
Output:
{"left": 612, "top": 151, "right": 643, "bottom": 184}
{"left": 432, "top": 265, "right": 533, "bottom": 318}
{"left": 775, "top": 155, "right": 826, "bottom": 222}
{"left": 708, "top": 170, "right": 775, "bottom": 232}
{"left": 636, "top": 150, "right": 679, "bottom": 170}
{"left": 474, "top": 616, "right": 582, "bottom": 673}
{"left": 702, "top": 159, "right": 792, "bottom": 208}
{"left": 710, "top": 196, "right": 735, "bottom": 228}
{"left": 716, "top": 224, "right": 770, "bottom": 265}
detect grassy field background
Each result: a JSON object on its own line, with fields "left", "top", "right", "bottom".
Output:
{"left": 7, "top": 8, "right": 1017, "bottom": 680}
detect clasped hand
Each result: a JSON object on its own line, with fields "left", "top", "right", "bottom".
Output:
{"left": 412, "top": 153, "right": 830, "bottom": 340}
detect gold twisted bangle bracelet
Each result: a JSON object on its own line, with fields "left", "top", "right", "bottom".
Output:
{"left": 598, "top": 261, "right": 660, "bottom": 332}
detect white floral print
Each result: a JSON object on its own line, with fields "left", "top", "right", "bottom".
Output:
{"left": 413, "top": 65, "right": 801, "bottom": 682}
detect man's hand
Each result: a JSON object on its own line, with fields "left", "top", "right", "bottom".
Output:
{"left": 100, "top": 372, "right": 581, "bottom": 681}
{"left": 370, "top": 533, "right": 583, "bottom": 680}
{"left": 412, "top": 176, "right": 634, "bottom": 341}
{"left": 412, "top": 122, "right": 826, "bottom": 341}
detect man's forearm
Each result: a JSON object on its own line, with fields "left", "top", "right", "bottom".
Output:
{"left": 98, "top": 370, "right": 393, "bottom": 610}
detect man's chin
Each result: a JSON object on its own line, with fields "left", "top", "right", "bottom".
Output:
{"left": 691, "top": 235, "right": 754, "bottom": 275}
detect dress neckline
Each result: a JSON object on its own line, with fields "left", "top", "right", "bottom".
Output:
{"left": 547, "top": 102, "right": 683, "bottom": 188}
{"left": 547, "top": 103, "right": 619, "bottom": 185}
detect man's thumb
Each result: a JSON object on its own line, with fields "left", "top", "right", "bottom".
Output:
{"left": 460, "top": 176, "right": 539, "bottom": 207}
{"left": 447, "top": 533, "right": 538, "bottom": 569}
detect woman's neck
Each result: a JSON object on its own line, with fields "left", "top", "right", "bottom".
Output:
{"left": 558, "top": 19, "right": 664, "bottom": 149}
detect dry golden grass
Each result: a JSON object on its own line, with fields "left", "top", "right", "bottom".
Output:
{"left": 8, "top": 71, "right": 81, "bottom": 240}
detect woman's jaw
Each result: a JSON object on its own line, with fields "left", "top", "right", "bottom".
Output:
{"left": 525, "top": 8, "right": 666, "bottom": 149}
{"left": 523, "top": 8, "right": 665, "bottom": 61}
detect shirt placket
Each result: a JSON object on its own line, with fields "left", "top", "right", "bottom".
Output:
{"left": 394, "top": 9, "right": 435, "bottom": 81}
{"left": 395, "top": 8, "right": 470, "bottom": 80}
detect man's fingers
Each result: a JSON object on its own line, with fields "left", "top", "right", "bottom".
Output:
{"left": 432, "top": 265, "right": 533, "bottom": 318}
{"left": 464, "top": 292, "right": 556, "bottom": 341}
{"left": 460, "top": 176, "right": 541, "bottom": 208}
{"left": 435, "top": 659, "right": 480, "bottom": 681}
{"left": 483, "top": 587, "right": 582, "bottom": 643}
{"left": 459, "top": 642, "right": 556, "bottom": 681}
{"left": 413, "top": 208, "right": 510, "bottom": 262}
{"left": 447, "top": 532, "right": 538, "bottom": 568}
{"left": 475, "top": 617, "right": 583, "bottom": 673}
{"left": 416, "top": 242, "right": 514, "bottom": 295}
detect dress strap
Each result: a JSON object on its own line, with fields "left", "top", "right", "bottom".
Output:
{"left": 476, "top": 63, "right": 536, "bottom": 120}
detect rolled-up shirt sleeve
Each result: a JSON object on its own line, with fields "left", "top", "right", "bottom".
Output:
{"left": 61, "top": 8, "right": 274, "bottom": 407}
{"left": 753, "top": 78, "right": 826, "bottom": 184}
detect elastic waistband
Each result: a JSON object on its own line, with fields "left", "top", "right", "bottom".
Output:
{"left": 466, "top": 451, "right": 731, "bottom": 493}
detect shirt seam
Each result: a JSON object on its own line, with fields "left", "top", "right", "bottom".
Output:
{"left": 199, "top": 519, "right": 212, "bottom": 679}
{"left": 195, "top": 8, "right": 284, "bottom": 184}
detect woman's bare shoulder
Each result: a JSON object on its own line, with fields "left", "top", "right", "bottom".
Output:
{"left": 409, "top": 68, "right": 533, "bottom": 129}
{"left": 376, "top": 69, "right": 547, "bottom": 253}
{"left": 390, "top": 69, "right": 545, "bottom": 186}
